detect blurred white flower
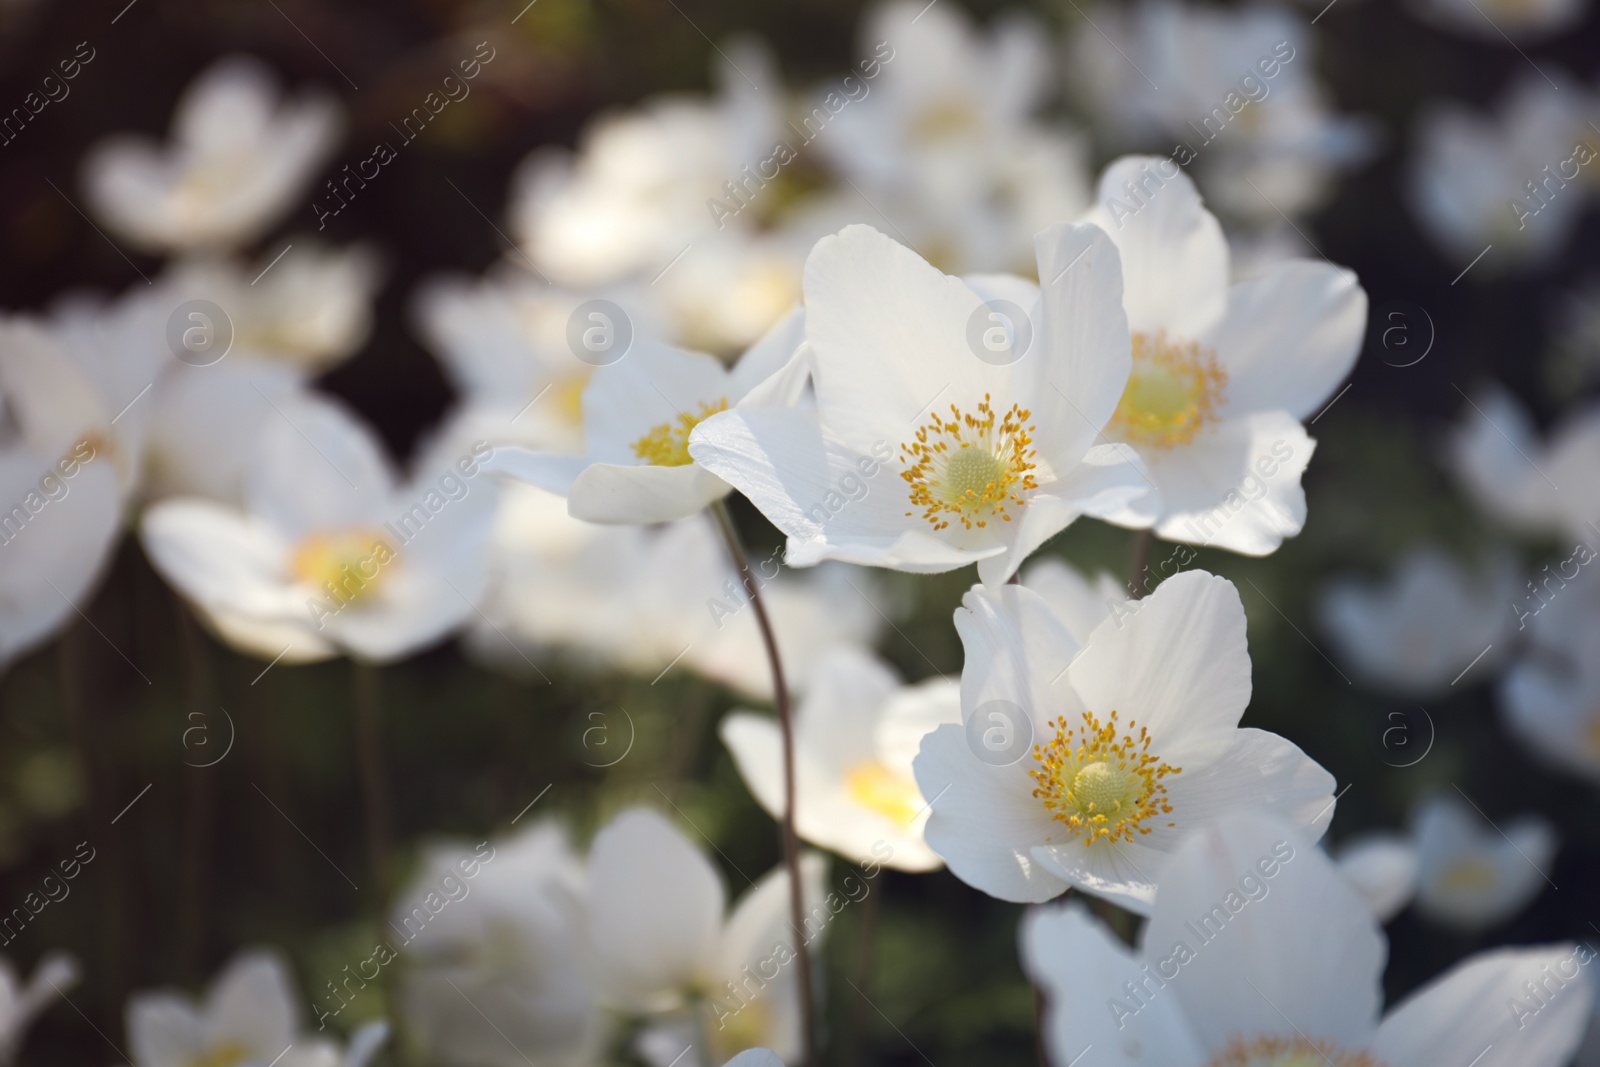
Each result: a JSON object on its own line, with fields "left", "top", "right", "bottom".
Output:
{"left": 1024, "top": 812, "right": 1590, "bottom": 1067}
{"left": 1085, "top": 156, "right": 1366, "bottom": 555}
{"left": 0, "top": 319, "right": 123, "bottom": 670}
{"left": 141, "top": 396, "right": 495, "bottom": 663}
{"left": 691, "top": 222, "right": 1147, "bottom": 587}
{"left": 510, "top": 39, "right": 781, "bottom": 288}
{"left": 648, "top": 228, "right": 806, "bottom": 358}
{"left": 413, "top": 269, "right": 659, "bottom": 455}
{"left": 160, "top": 245, "right": 382, "bottom": 372}
{"left": 394, "top": 821, "right": 605, "bottom": 1067}
{"left": 46, "top": 284, "right": 174, "bottom": 495}
{"left": 584, "top": 808, "right": 826, "bottom": 1066}
{"left": 722, "top": 647, "right": 959, "bottom": 871}
{"left": 83, "top": 56, "right": 341, "bottom": 254}
{"left": 1409, "top": 72, "right": 1600, "bottom": 270}
{"left": 462, "top": 470, "right": 881, "bottom": 700}
{"left": 1410, "top": 0, "right": 1587, "bottom": 41}
{"left": 1334, "top": 831, "right": 1420, "bottom": 922}
{"left": 914, "top": 571, "right": 1336, "bottom": 910}
{"left": 817, "top": 0, "right": 1091, "bottom": 274}
{"left": 142, "top": 361, "right": 309, "bottom": 505}
{"left": 1500, "top": 566, "right": 1600, "bottom": 783}
{"left": 1412, "top": 793, "right": 1556, "bottom": 931}
{"left": 488, "top": 308, "right": 807, "bottom": 524}
{"left": 1316, "top": 546, "right": 1518, "bottom": 696}
{"left": 1069, "top": 1, "right": 1375, "bottom": 221}
{"left": 1447, "top": 382, "right": 1600, "bottom": 540}
{"left": 127, "top": 949, "right": 378, "bottom": 1067}
{"left": 0, "top": 952, "right": 75, "bottom": 1065}
{"left": 1018, "top": 556, "right": 1126, "bottom": 642}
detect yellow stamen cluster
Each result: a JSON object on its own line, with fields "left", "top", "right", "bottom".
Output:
{"left": 292, "top": 529, "right": 394, "bottom": 603}
{"left": 630, "top": 397, "right": 730, "bottom": 467}
{"left": 1111, "top": 330, "right": 1228, "bottom": 449}
{"left": 1029, "top": 710, "right": 1179, "bottom": 846}
{"left": 186, "top": 1043, "right": 253, "bottom": 1067}
{"left": 844, "top": 762, "right": 925, "bottom": 827}
{"left": 1439, "top": 857, "right": 1499, "bottom": 892}
{"left": 901, "top": 394, "right": 1039, "bottom": 531}
{"left": 1204, "top": 1035, "right": 1386, "bottom": 1067}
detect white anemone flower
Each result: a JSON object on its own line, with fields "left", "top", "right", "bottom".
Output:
{"left": 1069, "top": 1, "right": 1375, "bottom": 222}
{"left": 1447, "top": 382, "right": 1600, "bottom": 540}
{"left": 0, "top": 319, "right": 123, "bottom": 670}
{"left": 159, "top": 246, "right": 382, "bottom": 372}
{"left": 1019, "top": 556, "right": 1127, "bottom": 642}
{"left": 1084, "top": 156, "right": 1366, "bottom": 555}
{"left": 1411, "top": 0, "right": 1587, "bottom": 41}
{"left": 1409, "top": 73, "right": 1600, "bottom": 271}
{"left": 1316, "top": 547, "right": 1519, "bottom": 696}
{"left": 814, "top": 0, "right": 1092, "bottom": 275}
{"left": 913, "top": 570, "right": 1336, "bottom": 910}
{"left": 46, "top": 284, "right": 174, "bottom": 496}
{"left": 0, "top": 952, "right": 76, "bottom": 1064}
{"left": 393, "top": 820, "right": 605, "bottom": 1067}
{"left": 1501, "top": 569, "right": 1600, "bottom": 783}
{"left": 690, "top": 222, "right": 1148, "bottom": 587}
{"left": 140, "top": 396, "right": 495, "bottom": 664}
{"left": 1334, "top": 832, "right": 1420, "bottom": 922}
{"left": 83, "top": 56, "right": 341, "bottom": 254}
{"left": 509, "top": 40, "right": 781, "bottom": 288}
{"left": 454, "top": 428, "right": 882, "bottom": 702}
{"left": 722, "top": 647, "right": 960, "bottom": 872}
{"left": 1412, "top": 794, "right": 1557, "bottom": 931}
{"left": 584, "top": 808, "right": 826, "bottom": 1066}
{"left": 486, "top": 308, "right": 807, "bottom": 524}
{"left": 128, "top": 949, "right": 382, "bottom": 1067}
{"left": 413, "top": 270, "right": 663, "bottom": 455}
{"left": 1023, "top": 812, "right": 1591, "bottom": 1067}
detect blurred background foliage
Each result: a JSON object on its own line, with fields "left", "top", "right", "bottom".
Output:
{"left": 2, "top": 0, "right": 1600, "bottom": 1064}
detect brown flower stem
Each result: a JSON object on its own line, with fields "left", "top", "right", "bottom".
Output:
{"left": 710, "top": 500, "right": 816, "bottom": 1067}
{"left": 1129, "top": 528, "right": 1156, "bottom": 600}
{"left": 352, "top": 662, "right": 392, "bottom": 895}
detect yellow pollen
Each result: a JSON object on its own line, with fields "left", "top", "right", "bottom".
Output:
{"left": 291, "top": 529, "right": 394, "bottom": 603}
{"left": 844, "top": 762, "right": 925, "bottom": 827}
{"left": 1583, "top": 716, "right": 1600, "bottom": 759}
{"left": 1111, "top": 330, "right": 1228, "bottom": 449}
{"left": 1029, "top": 710, "right": 1180, "bottom": 846}
{"left": 704, "top": 997, "right": 772, "bottom": 1065}
{"left": 912, "top": 100, "right": 982, "bottom": 142}
{"left": 185, "top": 1042, "right": 253, "bottom": 1067}
{"left": 1203, "top": 1035, "right": 1387, "bottom": 1067}
{"left": 1439, "top": 857, "right": 1499, "bottom": 892}
{"left": 630, "top": 397, "right": 730, "bottom": 466}
{"left": 553, "top": 373, "right": 589, "bottom": 426}
{"left": 901, "top": 394, "right": 1039, "bottom": 531}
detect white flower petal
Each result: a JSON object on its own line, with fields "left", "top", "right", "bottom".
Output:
{"left": 1205, "top": 260, "right": 1366, "bottom": 421}
{"left": 1142, "top": 412, "right": 1315, "bottom": 557}
{"left": 912, "top": 724, "right": 1068, "bottom": 903}
{"left": 1028, "top": 222, "right": 1133, "bottom": 465}
{"left": 1021, "top": 902, "right": 1207, "bottom": 1067}
{"left": 566, "top": 462, "right": 731, "bottom": 524}
{"left": 689, "top": 407, "right": 989, "bottom": 573}
{"left": 586, "top": 808, "right": 725, "bottom": 1010}
{"left": 1335, "top": 833, "right": 1420, "bottom": 922}
{"left": 1085, "top": 156, "right": 1228, "bottom": 339}
{"left": 1068, "top": 570, "right": 1251, "bottom": 768}
{"left": 1372, "top": 945, "right": 1592, "bottom": 1067}
{"left": 1143, "top": 814, "right": 1384, "bottom": 1054}
{"left": 802, "top": 225, "right": 1000, "bottom": 452}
